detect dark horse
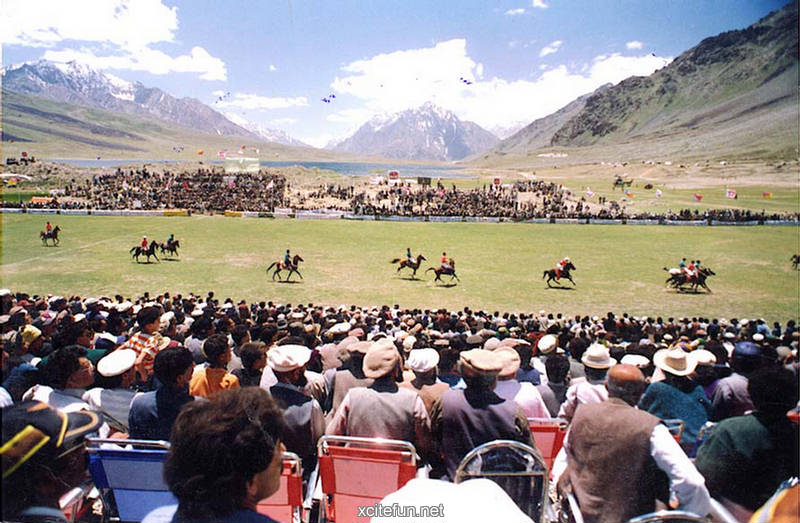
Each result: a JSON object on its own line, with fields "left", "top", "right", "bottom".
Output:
{"left": 390, "top": 254, "right": 427, "bottom": 278}
{"left": 663, "top": 267, "right": 715, "bottom": 293}
{"left": 40, "top": 225, "right": 61, "bottom": 246}
{"left": 426, "top": 259, "right": 459, "bottom": 284}
{"left": 543, "top": 261, "right": 576, "bottom": 287}
{"left": 612, "top": 176, "right": 632, "bottom": 190}
{"left": 130, "top": 243, "right": 160, "bottom": 263}
{"left": 792, "top": 254, "right": 800, "bottom": 270}
{"left": 266, "top": 254, "right": 304, "bottom": 282}
{"left": 160, "top": 240, "right": 180, "bottom": 257}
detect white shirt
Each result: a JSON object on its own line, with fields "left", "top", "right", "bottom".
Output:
{"left": 494, "top": 379, "right": 551, "bottom": 419}
{"left": 557, "top": 379, "right": 608, "bottom": 421}
{"left": 553, "top": 423, "right": 711, "bottom": 518}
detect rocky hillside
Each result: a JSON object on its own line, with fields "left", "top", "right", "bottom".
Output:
{"left": 550, "top": 2, "right": 798, "bottom": 149}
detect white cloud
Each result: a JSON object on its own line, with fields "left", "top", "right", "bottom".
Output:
{"left": 1, "top": 0, "right": 177, "bottom": 48}
{"left": 626, "top": 40, "right": 644, "bottom": 50}
{"left": 43, "top": 46, "right": 227, "bottom": 81}
{"left": 539, "top": 40, "right": 563, "bottom": 57}
{"left": 505, "top": 8, "right": 526, "bottom": 16}
{"left": 269, "top": 64, "right": 277, "bottom": 72}
{"left": 213, "top": 90, "right": 227, "bottom": 97}
{"left": 216, "top": 93, "right": 308, "bottom": 110}
{"left": 532, "top": 0, "right": 548, "bottom": 9}
{"left": 323, "top": 38, "right": 672, "bottom": 134}
{"left": 3, "top": 0, "right": 226, "bottom": 81}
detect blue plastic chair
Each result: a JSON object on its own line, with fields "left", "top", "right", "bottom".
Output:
{"left": 87, "top": 438, "right": 177, "bottom": 523}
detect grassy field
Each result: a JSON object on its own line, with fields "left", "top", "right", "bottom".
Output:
{"left": 1, "top": 214, "right": 798, "bottom": 320}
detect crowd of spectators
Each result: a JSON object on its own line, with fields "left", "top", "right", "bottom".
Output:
{"left": 1, "top": 287, "right": 798, "bottom": 521}
{"left": 2, "top": 167, "right": 797, "bottom": 223}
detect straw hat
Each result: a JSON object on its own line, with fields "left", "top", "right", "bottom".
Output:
{"left": 653, "top": 347, "right": 697, "bottom": 377}
{"left": 581, "top": 343, "right": 616, "bottom": 369}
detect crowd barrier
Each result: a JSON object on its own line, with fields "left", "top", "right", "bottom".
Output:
{"left": 2, "top": 207, "right": 796, "bottom": 226}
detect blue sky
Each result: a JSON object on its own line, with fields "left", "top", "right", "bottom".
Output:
{"left": 2, "top": 0, "right": 790, "bottom": 147}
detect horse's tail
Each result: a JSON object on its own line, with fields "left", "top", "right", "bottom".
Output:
{"left": 425, "top": 267, "right": 434, "bottom": 273}
{"left": 542, "top": 271, "right": 548, "bottom": 279}
{"left": 266, "top": 262, "right": 276, "bottom": 272}
{"left": 390, "top": 258, "right": 400, "bottom": 264}
{"left": 130, "top": 247, "right": 137, "bottom": 254}
{"left": 662, "top": 267, "right": 669, "bottom": 272}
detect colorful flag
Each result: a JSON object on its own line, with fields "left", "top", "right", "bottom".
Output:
{"left": 655, "top": 189, "right": 663, "bottom": 198}
{"left": 624, "top": 188, "right": 634, "bottom": 198}
{"left": 585, "top": 187, "right": 595, "bottom": 198}
{"left": 725, "top": 188, "right": 737, "bottom": 199}
{"left": 693, "top": 193, "right": 703, "bottom": 202}
{"left": 266, "top": 180, "right": 274, "bottom": 190}
{"left": 762, "top": 191, "right": 772, "bottom": 199}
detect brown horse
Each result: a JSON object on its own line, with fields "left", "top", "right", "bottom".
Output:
{"left": 426, "top": 259, "right": 459, "bottom": 284}
{"left": 390, "top": 254, "right": 427, "bottom": 278}
{"left": 266, "top": 254, "right": 304, "bottom": 282}
{"left": 543, "top": 261, "right": 576, "bottom": 287}
{"left": 160, "top": 239, "right": 180, "bottom": 257}
{"left": 40, "top": 225, "right": 61, "bottom": 246}
{"left": 792, "top": 254, "right": 800, "bottom": 270}
{"left": 130, "top": 242, "right": 160, "bottom": 263}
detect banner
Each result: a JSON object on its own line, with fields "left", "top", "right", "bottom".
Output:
{"left": 725, "top": 188, "right": 737, "bottom": 199}
{"left": 693, "top": 193, "right": 703, "bottom": 202}
{"left": 762, "top": 191, "right": 772, "bottom": 199}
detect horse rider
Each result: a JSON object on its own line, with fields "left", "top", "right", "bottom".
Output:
{"left": 694, "top": 260, "right": 702, "bottom": 276}
{"left": 46, "top": 221, "right": 52, "bottom": 234}
{"left": 679, "top": 257, "right": 687, "bottom": 271}
{"left": 141, "top": 235, "right": 148, "bottom": 249}
{"left": 684, "top": 260, "right": 696, "bottom": 282}
{"left": 284, "top": 249, "right": 292, "bottom": 270}
{"left": 441, "top": 252, "right": 451, "bottom": 271}
{"left": 167, "top": 233, "right": 174, "bottom": 245}
{"left": 555, "top": 256, "right": 570, "bottom": 280}
{"left": 406, "top": 247, "right": 415, "bottom": 265}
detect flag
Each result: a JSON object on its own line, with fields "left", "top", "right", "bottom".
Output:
{"left": 266, "top": 180, "right": 274, "bottom": 190}
{"left": 585, "top": 187, "right": 595, "bottom": 198}
{"left": 762, "top": 191, "right": 772, "bottom": 199}
{"left": 624, "top": 188, "right": 634, "bottom": 198}
{"left": 165, "top": 176, "right": 173, "bottom": 190}
{"left": 655, "top": 189, "right": 663, "bottom": 198}
{"left": 693, "top": 193, "right": 703, "bottom": 202}
{"left": 725, "top": 188, "right": 737, "bottom": 199}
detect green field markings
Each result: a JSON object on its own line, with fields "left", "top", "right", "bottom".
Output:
{"left": 1, "top": 214, "right": 798, "bottom": 319}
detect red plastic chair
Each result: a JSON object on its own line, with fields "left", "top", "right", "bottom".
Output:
{"left": 528, "top": 417, "right": 567, "bottom": 476}
{"left": 317, "top": 435, "right": 417, "bottom": 523}
{"left": 256, "top": 452, "right": 304, "bottom": 523}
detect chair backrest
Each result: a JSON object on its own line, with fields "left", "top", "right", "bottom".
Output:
{"left": 87, "top": 438, "right": 176, "bottom": 523}
{"left": 626, "top": 510, "right": 711, "bottom": 522}
{"left": 661, "top": 419, "right": 685, "bottom": 444}
{"left": 454, "top": 439, "right": 549, "bottom": 523}
{"left": 689, "top": 421, "right": 717, "bottom": 458}
{"left": 528, "top": 417, "right": 567, "bottom": 474}
{"left": 318, "top": 435, "right": 417, "bottom": 523}
{"left": 255, "top": 452, "right": 303, "bottom": 523}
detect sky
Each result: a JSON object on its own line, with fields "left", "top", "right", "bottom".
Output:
{"left": 1, "top": 0, "right": 791, "bottom": 148}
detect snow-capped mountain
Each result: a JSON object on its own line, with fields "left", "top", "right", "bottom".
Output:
{"left": 332, "top": 102, "right": 499, "bottom": 161}
{"left": 2, "top": 60, "right": 258, "bottom": 139}
{"left": 223, "top": 112, "right": 309, "bottom": 147}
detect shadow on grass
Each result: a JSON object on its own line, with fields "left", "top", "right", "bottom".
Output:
{"left": 433, "top": 283, "right": 459, "bottom": 288}
{"left": 162, "top": 258, "right": 181, "bottom": 262}
{"left": 275, "top": 280, "right": 303, "bottom": 284}
{"left": 399, "top": 276, "right": 424, "bottom": 282}
{"left": 545, "top": 286, "right": 576, "bottom": 291}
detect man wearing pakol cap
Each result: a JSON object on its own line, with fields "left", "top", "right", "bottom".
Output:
{"left": 1, "top": 401, "right": 102, "bottom": 522}
{"left": 400, "top": 348, "right": 449, "bottom": 415}
{"left": 321, "top": 340, "right": 373, "bottom": 419}
{"left": 493, "top": 347, "right": 550, "bottom": 418}
{"left": 82, "top": 348, "right": 139, "bottom": 432}
{"left": 557, "top": 364, "right": 711, "bottom": 523}
{"left": 326, "top": 340, "right": 431, "bottom": 460}
{"left": 268, "top": 344, "right": 324, "bottom": 482}
{"left": 430, "top": 349, "right": 536, "bottom": 480}
{"left": 558, "top": 344, "right": 615, "bottom": 422}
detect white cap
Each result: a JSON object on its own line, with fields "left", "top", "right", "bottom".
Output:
{"left": 97, "top": 349, "right": 137, "bottom": 377}
{"left": 268, "top": 344, "right": 311, "bottom": 372}
{"left": 407, "top": 348, "right": 440, "bottom": 373}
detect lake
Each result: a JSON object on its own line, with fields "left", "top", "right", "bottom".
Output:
{"left": 47, "top": 159, "right": 469, "bottom": 178}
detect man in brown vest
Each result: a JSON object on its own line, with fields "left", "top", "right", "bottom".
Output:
{"left": 430, "top": 349, "right": 535, "bottom": 480}
{"left": 326, "top": 339, "right": 432, "bottom": 459}
{"left": 559, "top": 364, "right": 710, "bottom": 523}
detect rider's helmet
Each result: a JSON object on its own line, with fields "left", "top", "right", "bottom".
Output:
{"left": 143, "top": 236, "right": 147, "bottom": 239}
{"left": 564, "top": 256, "right": 570, "bottom": 261}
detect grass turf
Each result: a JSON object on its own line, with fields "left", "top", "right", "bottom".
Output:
{"left": 1, "top": 214, "right": 798, "bottom": 320}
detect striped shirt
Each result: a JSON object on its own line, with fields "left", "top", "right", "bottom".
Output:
{"left": 121, "top": 331, "right": 162, "bottom": 375}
